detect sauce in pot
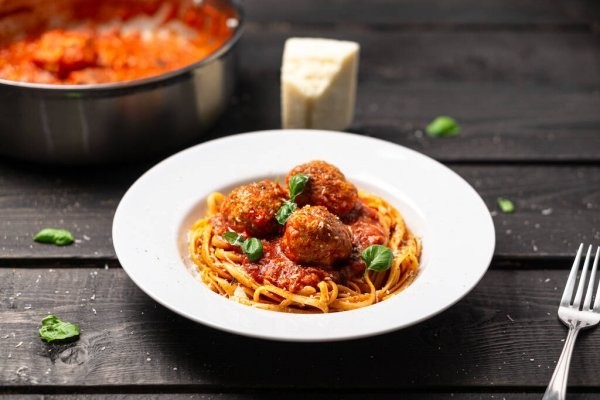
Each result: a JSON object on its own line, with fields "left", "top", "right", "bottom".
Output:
{"left": 0, "top": 1, "right": 236, "bottom": 84}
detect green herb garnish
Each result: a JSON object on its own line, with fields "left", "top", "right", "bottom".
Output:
{"left": 425, "top": 116, "right": 460, "bottom": 137}
{"left": 33, "top": 228, "right": 74, "bottom": 246}
{"left": 241, "top": 238, "right": 262, "bottom": 262}
{"left": 223, "top": 232, "right": 263, "bottom": 262}
{"left": 497, "top": 197, "right": 515, "bottom": 213}
{"left": 222, "top": 231, "right": 245, "bottom": 246}
{"left": 39, "top": 315, "right": 80, "bottom": 343}
{"left": 275, "top": 202, "right": 298, "bottom": 225}
{"left": 361, "top": 245, "right": 394, "bottom": 273}
{"left": 276, "top": 173, "right": 309, "bottom": 224}
{"left": 288, "top": 174, "right": 309, "bottom": 199}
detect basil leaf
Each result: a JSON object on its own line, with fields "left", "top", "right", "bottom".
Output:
{"left": 275, "top": 174, "right": 309, "bottom": 225}
{"left": 497, "top": 197, "right": 515, "bottom": 213}
{"left": 33, "top": 228, "right": 74, "bottom": 246}
{"left": 222, "top": 231, "right": 263, "bottom": 261}
{"left": 222, "top": 231, "right": 245, "bottom": 246}
{"left": 425, "top": 116, "right": 460, "bottom": 137}
{"left": 288, "top": 173, "right": 309, "bottom": 201}
{"left": 39, "top": 315, "right": 80, "bottom": 343}
{"left": 276, "top": 201, "right": 297, "bottom": 225}
{"left": 241, "top": 237, "right": 263, "bottom": 262}
{"left": 361, "top": 245, "right": 394, "bottom": 272}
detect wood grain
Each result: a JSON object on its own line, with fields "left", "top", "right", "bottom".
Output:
{"left": 0, "top": 160, "right": 144, "bottom": 261}
{"left": 2, "top": 394, "right": 600, "bottom": 399}
{"left": 234, "top": 28, "right": 600, "bottom": 91}
{"left": 1, "top": 268, "right": 599, "bottom": 388}
{"left": 1, "top": 394, "right": 600, "bottom": 399}
{"left": 1, "top": 0, "right": 599, "bottom": 397}
{"left": 453, "top": 165, "right": 600, "bottom": 259}
{"left": 243, "top": 0, "right": 600, "bottom": 27}
{"left": 207, "top": 28, "right": 600, "bottom": 161}
{"left": 216, "top": 81, "right": 600, "bottom": 163}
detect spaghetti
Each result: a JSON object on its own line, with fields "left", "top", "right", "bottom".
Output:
{"left": 188, "top": 161, "right": 421, "bottom": 313}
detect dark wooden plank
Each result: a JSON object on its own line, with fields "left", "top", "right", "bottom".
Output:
{"left": 243, "top": 0, "right": 600, "bottom": 26}
{"left": 235, "top": 28, "right": 600, "bottom": 88}
{"left": 2, "top": 394, "right": 600, "bottom": 399}
{"left": 208, "top": 29, "right": 600, "bottom": 162}
{"left": 0, "top": 163, "right": 598, "bottom": 260}
{"left": 3, "top": 394, "right": 600, "bottom": 399}
{"left": 217, "top": 81, "right": 600, "bottom": 163}
{"left": 454, "top": 165, "right": 600, "bottom": 260}
{"left": 352, "top": 31, "right": 599, "bottom": 88}
{"left": 1, "top": 268, "right": 600, "bottom": 388}
{"left": 0, "top": 161, "right": 147, "bottom": 261}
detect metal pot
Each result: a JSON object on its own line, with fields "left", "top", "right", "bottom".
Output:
{"left": 0, "top": 0, "right": 243, "bottom": 164}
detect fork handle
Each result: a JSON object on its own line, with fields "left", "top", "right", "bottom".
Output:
{"left": 542, "top": 325, "right": 580, "bottom": 400}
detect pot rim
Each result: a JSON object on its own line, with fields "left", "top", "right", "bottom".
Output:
{"left": 0, "top": 0, "right": 244, "bottom": 93}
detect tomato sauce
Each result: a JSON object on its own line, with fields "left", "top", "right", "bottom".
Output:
{"left": 0, "top": 1, "right": 236, "bottom": 84}
{"left": 212, "top": 199, "right": 388, "bottom": 293}
{"left": 342, "top": 200, "right": 389, "bottom": 249}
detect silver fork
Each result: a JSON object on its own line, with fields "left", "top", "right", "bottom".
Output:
{"left": 542, "top": 244, "right": 600, "bottom": 400}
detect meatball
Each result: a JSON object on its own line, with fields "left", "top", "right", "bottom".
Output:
{"left": 32, "top": 30, "right": 97, "bottom": 79}
{"left": 220, "top": 180, "right": 287, "bottom": 237}
{"left": 286, "top": 160, "right": 358, "bottom": 216}
{"left": 281, "top": 205, "right": 353, "bottom": 266}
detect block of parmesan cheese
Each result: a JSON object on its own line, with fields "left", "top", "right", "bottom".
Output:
{"left": 281, "top": 38, "right": 360, "bottom": 130}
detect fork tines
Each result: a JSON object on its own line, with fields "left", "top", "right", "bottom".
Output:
{"left": 561, "top": 244, "right": 600, "bottom": 312}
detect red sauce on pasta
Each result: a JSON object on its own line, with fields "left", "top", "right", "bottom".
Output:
{"left": 212, "top": 199, "right": 386, "bottom": 293}
{"left": 189, "top": 161, "right": 421, "bottom": 313}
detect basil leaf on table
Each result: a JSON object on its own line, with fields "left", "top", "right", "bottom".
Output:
{"left": 33, "top": 228, "right": 74, "bottom": 246}
{"left": 426, "top": 116, "right": 460, "bottom": 137}
{"left": 497, "top": 197, "right": 515, "bottom": 213}
{"left": 39, "top": 315, "right": 80, "bottom": 343}
{"left": 361, "top": 245, "right": 394, "bottom": 273}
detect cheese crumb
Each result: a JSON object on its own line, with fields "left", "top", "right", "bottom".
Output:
{"left": 233, "top": 285, "right": 249, "bottom": 299}
{"left": 281, "top": 38, "right": 359, "bottom": 130}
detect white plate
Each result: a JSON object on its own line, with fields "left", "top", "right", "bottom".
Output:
{"left": 113, "top": 130, "right": 495, "bottom": 341}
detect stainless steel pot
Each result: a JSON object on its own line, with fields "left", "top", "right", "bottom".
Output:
{"left": 0, "top": 0, "right": 243, "bottom": 164}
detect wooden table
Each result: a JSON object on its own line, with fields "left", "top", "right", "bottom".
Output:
{"left": 1, "top": 1, "right": 599, "bottom": 398}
